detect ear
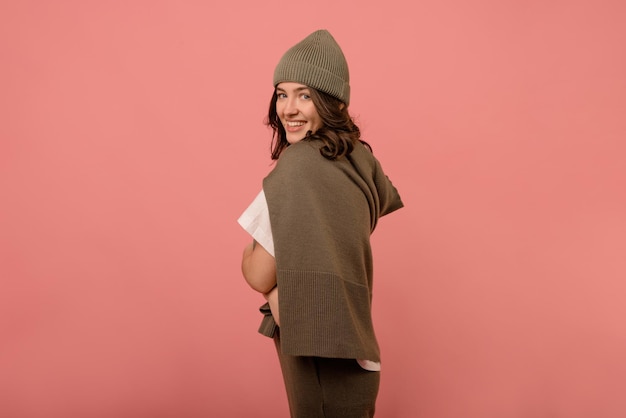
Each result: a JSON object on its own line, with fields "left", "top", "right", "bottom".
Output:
{"left": 339, "top": 103, "right": 346, "bottom": 111}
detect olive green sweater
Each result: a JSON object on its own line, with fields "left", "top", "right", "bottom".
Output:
{"left": 259, "top": 139, "right": 403, "bottom": 362}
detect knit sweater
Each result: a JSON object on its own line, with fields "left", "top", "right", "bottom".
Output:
{"left": 259, "top": 139, "right": 403, "bottom": 362}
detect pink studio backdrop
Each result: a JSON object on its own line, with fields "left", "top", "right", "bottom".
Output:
{"left": 1, "top": 1, "right": 625, "bottom": 417}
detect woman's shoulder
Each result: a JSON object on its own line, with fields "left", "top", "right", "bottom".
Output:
{"left": 281, "top": 139, "right": 322, "bottom": 159}
{"left": 275, "top": 140, "right": 327, "bottom": 170}
{"left": 282, "top": 141, "right": 378, "bottom": 171}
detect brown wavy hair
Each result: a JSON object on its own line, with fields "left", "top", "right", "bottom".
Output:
{"left": 266, "top": 87, "right": 371, "bottom": 160}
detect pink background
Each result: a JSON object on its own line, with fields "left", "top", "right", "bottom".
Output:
{"left": 1, "top": 1, "right": 625, "bottom": 417}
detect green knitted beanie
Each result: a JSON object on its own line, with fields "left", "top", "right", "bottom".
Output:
{"left": 273, "top": 29, "right": 350, "bottom": 105}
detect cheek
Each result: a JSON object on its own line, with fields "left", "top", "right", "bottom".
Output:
{"left": 307, "top": 107, "right": 322, "bottom": 129}
{"left": 312, "top": 114, "right": 323, "bottom": 130}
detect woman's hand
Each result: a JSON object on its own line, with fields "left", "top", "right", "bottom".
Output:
{"left": 264, "top": 286, "right": 280, "bottom": 327}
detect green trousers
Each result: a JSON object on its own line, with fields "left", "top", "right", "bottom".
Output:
{"left": 274, "top": 329, "right": 380, "bottom": 418}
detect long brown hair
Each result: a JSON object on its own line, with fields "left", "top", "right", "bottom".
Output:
{"left": 266, "top": 87, "right": 371, "bottom": 160}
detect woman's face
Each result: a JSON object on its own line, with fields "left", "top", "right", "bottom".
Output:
{"left": 275, "top": 82, "right": 323, "bottom": 144}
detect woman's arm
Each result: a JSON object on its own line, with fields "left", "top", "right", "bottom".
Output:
{"left": 241, "top": 241, "right": 277, "bottom": 294}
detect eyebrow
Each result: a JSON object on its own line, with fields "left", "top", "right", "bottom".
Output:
{"left": 276, "top": 86, "right": 310, "bottom": 93}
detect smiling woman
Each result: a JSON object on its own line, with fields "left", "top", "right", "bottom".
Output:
{"left": 238, "top": 29, "right": 403, "bottom": 417}
{"left": 275, "top": 83, "right": 322, "bottom": 144}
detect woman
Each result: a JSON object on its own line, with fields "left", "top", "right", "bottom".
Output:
{"left": 238, "top": 29, "right": 403, "bottom": 417}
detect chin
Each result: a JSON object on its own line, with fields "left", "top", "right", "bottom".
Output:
{"left": 287, "top": 136, "right": 305, "bottom": 145}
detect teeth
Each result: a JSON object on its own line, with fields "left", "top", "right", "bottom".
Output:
{"left": 287, "top": 122, "right": 305, "bottom": 127}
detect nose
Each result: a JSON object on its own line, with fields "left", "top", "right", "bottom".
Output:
{"left": 284, "top": 97, "right": 298, "bottom": 116}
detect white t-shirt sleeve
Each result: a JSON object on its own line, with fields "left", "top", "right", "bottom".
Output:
{"left": 237, "top": 190, "right": 275, "bottom": 257}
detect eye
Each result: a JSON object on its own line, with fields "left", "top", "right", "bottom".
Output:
{"left": 276, "top": 92, "right": 287, "bottom": 99}
{"left": 301, "top": 93, "right": 311, "bottom": 100}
